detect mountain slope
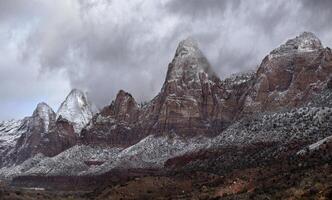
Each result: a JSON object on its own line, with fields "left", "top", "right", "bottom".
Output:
{"left": 0, "top": 32, "right": 331, "bottom": 186}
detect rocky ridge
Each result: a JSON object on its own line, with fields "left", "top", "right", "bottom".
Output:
{"left": 0, "top": 32, "right": 331, "bottom": 181}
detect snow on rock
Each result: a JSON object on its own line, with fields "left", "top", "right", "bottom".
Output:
{"left": 32, "top": 102, "right": 56, "bottom": 134}
{"left": 83, "top": 134, "right": 212, "bottom": 175}
{"left": 57, "top": 89, "right": 98, "bottom": 134}
{"left": 163, "top": 37, "right": 215, "bottom": 87}
{"left": 22, "top": 145, "right": 122, "bottom": 176}
{"left": 1, "top": 104, "right": 332, "bottom": 178}
{"left": 297, "top": 135, "right": 332, "bottom": 155}
{"left": 0, "top": 154, "right": 45, "bottom": 180}
{"left": 0, "top": 120, "right": 24, "bottom": 153}
{"left": 213, "top": 106, "right": 332, "bottom": 147}
{"left": 0, "top": 145, "right": 122, "bottom": 179}
{"left": 270, "top": 32, "right": 323, "bottom": 57}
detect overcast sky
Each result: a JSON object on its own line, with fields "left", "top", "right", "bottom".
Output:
{"left": 0, "top": 0, "right": 332, "bottom": 120}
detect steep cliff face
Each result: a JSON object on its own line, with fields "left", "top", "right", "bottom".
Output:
{"left": 82, "top": 90, "right": 141, "bottom": 147}
{"left": 4, "top": 103, "right": 57, "bottom": 165}
{"left": 138, "top": 38, "right": 238, "bottom": 136}
{"left": 243, "top": 32, "right": 332, "bottom": 114}
{"left": 2, "top": 32, "right": 332, "bottom": 174}
{"left": 100, "top": 90, "right": 139, "bottom": 124}
{"left": 5, "top": 103, "right": 76, "bottom": 166}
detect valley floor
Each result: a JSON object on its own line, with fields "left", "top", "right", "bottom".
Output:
{"left": 1, "top": 157, "right": 331, "bottom": 200}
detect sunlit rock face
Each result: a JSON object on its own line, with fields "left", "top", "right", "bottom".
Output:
{"left": 137, "top": 38, "right": 246, "bottom": 136}
{"left": 243, "top": 32, "right": 332, "bottom": 114}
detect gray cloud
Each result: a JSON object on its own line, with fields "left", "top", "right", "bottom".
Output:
{"left": 0, "top": 0, "right": 332, "bottom": 120}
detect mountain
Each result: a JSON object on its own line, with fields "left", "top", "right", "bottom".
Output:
{"left": 138, "top": 37, "right": 226, "bottom": 135}
{"left": 0, "top": 32, "right": 331, "bottom": 198}
{"left": 3, "top": 103, "right": 56, "bottom": 165}
{"left": 243, "top": 32, "right": 332, "bottom": 114}
{"left": 82, "top": 89, "right": 141, "bottom": 147}
{"left": 0, "top": 90, "right": 98, "bottom": 167}
{"left": 57, "top": 89, "right": 98, "bottom": 134}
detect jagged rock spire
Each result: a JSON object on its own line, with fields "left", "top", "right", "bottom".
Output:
{"left": 110, "top": 90, "right": 139, "bottom": 123}
{"left": 162, "top": 37, "right": 218, "bottom": 94}
{"left": 57, "top": 89, "right": 97, "bottom": 133}
{"left": 32, "top": 102, "right": 56, "bottom": 133}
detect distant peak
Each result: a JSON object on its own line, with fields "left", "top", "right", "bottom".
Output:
{"left": 57, "top": 89, "right": 97, "bottom": 133}
{"left": 116, "top": 90, "right": 133, "bottom": 98}
{"left": 33, "top": 102, "right": 56, "bottom": 132}
{"left": 271, "top": 32, "right": 323, "bottom": 56}
{"left": 175, "top": 37, "right": 201, "bottom": 58}
{"left": 68, "top": 88, "right": 85, "bottom": 97}
{"left": 36, "top": 102, "right": 52, "bottom": 110}
{"left": 33, "top": 102, "right": 54, "bottom": 117}
{"left": 292, "top": 31, "right": 322, "bottom": 49}
{"left": 178, "top": 37, "right": 198, "bottom": 48}
{"left": 117, "top": 89, "right": 128, "bottom": 96}
{"left": 298, "top": 32, "right": 319, "bottom": 40}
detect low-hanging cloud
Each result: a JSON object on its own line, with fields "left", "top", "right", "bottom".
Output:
{"left": 0, "top": 0, "right": 332, "bottom": 120}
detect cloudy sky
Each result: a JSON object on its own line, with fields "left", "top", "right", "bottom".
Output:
{"left": 0, "top": 0, "right": 332, "bottom": 120}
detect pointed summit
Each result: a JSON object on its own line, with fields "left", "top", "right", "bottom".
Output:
{"left": 162, "top": 37, "right": 218, "bottom": 93}
{"left": 271, "top": 32, "right": 323, "bottom": 56}
{"left": 107, "top": 90, "right": 139, "bottom": 123}
{"left": 57, "top": 89, "right": 97, "bottom": 133}
{"left": 286, "top": 32, "right": 323, "bottom": 51}
{"left": 175, "top": 37, "right": 200, "bottom": 58}
{"left": 32, "top": 102, "right": 56, "bottom": 133}
{"left": 33, "top": 102, "right": 54, "bottom": 117}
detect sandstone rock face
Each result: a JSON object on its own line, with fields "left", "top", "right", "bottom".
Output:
{"left": 2, "top": 32, "right": 332, "bottom": 168}
{"left": 100, "top": 90, "right": 139, "bottom": 124}
{"left": 84, "top": 33, "right": 332, "bottom": 142}
{"left": 243, "top": 32, "right": 332, "bottom": 114}
{"left": 82, "top": 90, "right": 141, "bottom": 147}
{"left": 4, "top": 103, "right": 56, "bottom": 165}
{"left": 3, "top": 103, "right": 78, "bottom": 166}
{"left": 138, "top": 38, "right": 242, "bottom": 136}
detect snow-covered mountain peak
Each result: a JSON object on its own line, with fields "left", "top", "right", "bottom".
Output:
{"left": 33, "top": 102, "right": 55, "bottom": 118}
{"left": 290, "top": 32, "right": 322, "bottom": 50}
{"left": 162, "top": 37, "right": 217, "bottom": 91}
{"left": 175, "top": 37, "right": 202, "bottom": 59}
{"left": 270, "top": 32, "right": 323, "bottom": 56}
{"left": 32, "top": 102, "right": 56, "bottom": 133}
{"left": 57, "top": 89, "right": 97, "bottom": 134}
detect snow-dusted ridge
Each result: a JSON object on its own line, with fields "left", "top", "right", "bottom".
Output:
{"left": 0, "top": 120, "right": 25, "bottom": 152}
{"left": 0, "top": 103, "right": 332, "bottom": 179}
